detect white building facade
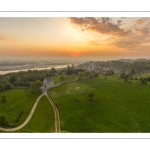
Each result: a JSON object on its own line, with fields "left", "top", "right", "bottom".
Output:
{"left": 43, "top": 77, "right": 55, "bottom": 89}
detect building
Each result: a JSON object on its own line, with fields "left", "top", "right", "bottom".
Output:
{"left": 43, "top": 77, "right": 55, "bottom": 89}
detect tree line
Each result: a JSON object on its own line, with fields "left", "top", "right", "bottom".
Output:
{"left": 0, "top": 65, "right": 93, "bottom": 92}
{"left": 79, "top": 60, "right": 150, "bottom": 71}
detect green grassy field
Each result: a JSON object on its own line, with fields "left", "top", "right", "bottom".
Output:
{"left": 52, "top": 75, "right": 78, "bottom": 84}
{"left": 133, "top": 73, "right": 150, "bottom": 78}
{"left": 0, "top": 89, "right": 40, "bottom": 129}
{"left": 48, "top": 74, "right": 150, "bottom": 133}
{"left": 18, "top": 95, "right": 55, "bottom": 132}
{"left": 1, "top": 73, "right": 150, "bottom": 133}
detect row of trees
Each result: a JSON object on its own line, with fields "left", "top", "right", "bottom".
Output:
{"left": 0, "top": 65, "right": 85, "bottom": 91}
{"left": 120, "top": 70, "right": 150, "bottom": 85}
{"left": 30, "top": 80, "right": 43, "bottom": 93}
{"left": 0, "top": 68, "right": 58, "bottom": 88}
{"left": 0, "top": 64, "right": 98, "bottom": 93}
{"left": 60, "top": 70, "right": 93, "bottom": 82}
{"left": 104, "top": 70, "right": 115, "bottom": 76}
{"left": 91, "top": 60, "right": 150, "bottom": 71}
{"left": 0, "top": 82, "right": 13, "bottom": 92}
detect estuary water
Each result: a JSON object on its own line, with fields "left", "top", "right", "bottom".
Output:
{"left": 0, "top": 60, "right": 72, "bottom": 75}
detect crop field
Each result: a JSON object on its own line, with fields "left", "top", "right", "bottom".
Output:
{"left": 48, "top": 74, "right": 150, "bottom": 132}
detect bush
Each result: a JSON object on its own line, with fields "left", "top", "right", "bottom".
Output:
{"left": 0, "top": 114, "right": 8, "bottom": 126}
{"left": 1, "top": 95, "right": 6, "bottom": 103}
{"left": 88, "top": 91, "right": 95, "bottom": 100}
{"left": 15, "top": 110, "right": 24, "bottom": 122}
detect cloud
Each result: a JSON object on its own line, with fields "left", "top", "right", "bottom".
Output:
{"left": 87, "top": 40, "right": 101, "bottom": 45}
{"left": 135, "top": 28, "right": 149, "bottom": 35}
{"left": 0, "top": 33, "right": 10, "bottom": 41}
{"left": 134, "top": 18, "right": 148, "bottom": 25}
{"left": 114, "top": 40, "right": 140, "bottom": 50}
{"left": 70, "top": 17, "right": 150, "bottom": 51}
{"left": 112, "top": 33, "right": 150, "bottom": 51}
{"left": 117, "top": 20, "right": 122, "bottom": 25}
{"left": 0, "top": 33, "right": 19, "bottom": 42}
{"left": 69, "top": 17, "right": 131, "bottom": 36}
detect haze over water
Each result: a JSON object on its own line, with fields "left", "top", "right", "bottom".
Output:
{"left": 1, "top": 17, "right": 150, "bottom": 74}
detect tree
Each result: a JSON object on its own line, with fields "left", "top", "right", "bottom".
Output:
{"left": 67, "top": 65, "right": 71, "bottom": 70}
{"left": 1, "top": 95, "right": 6, "bottom": 102}
{"left": 16, "top": 77, "right": 22, "bottom": 85}
{"left": 131, "top": 69, "right": 135, "bottom": 75}
{"left": 71, "top": 64, "right": 75, "bottom": 70}
{"left": 105, "top": 70, "right": 114, "bottom": 76}
{"left": 141, "top": 78, "right": 147, "bottom": 85}
{"left": 84, "top": 71, "right": 91, "bottom": 77}
{"left": 0, "top": 84, "right": 4, "bottom": 92}
{"left": 3, "top": 82, "right": 13, "bottom": 90}
{"left": 9, "top": 75, "right": 16, "bottom": 84}
{"left": 120, "top": 72, "right": 126, "bottom": 79}
{"left": 78, "top": 72, "right": 84, "bottom": 79}
{"left": 30, "top": 80, "right": 43, "bottom": 93}
{"left": 50, "top": 67, "right": 57, "bottom": 76}
{"left": 71, "top": 74, "right": 76, "bottom": 80}
{"left": 93, "top": 73, "right": 98, "bottom": 77}
{"left": 0, "top": 114, "right": 8, "bottom": 126}
{"left": 88, "top": 91, "right": 95, "bottom": 100}
{"left": 60, "top": 75, "right": 66, "bottom": 82}
{"left": 139, "top": 77, "right": 142, "bottom": 83}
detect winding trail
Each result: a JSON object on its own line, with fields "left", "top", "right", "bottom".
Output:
{"left": 44, "top": 92, "right": 60, "bottom": 133}
{"left": 0, "top": 93, "right": 44, "bottom": 132}
{"left": 0, "top": 78, "right": 88, "bottom": 132}
{"left": 0, "top": 90, "right": 61, "bottom": 132}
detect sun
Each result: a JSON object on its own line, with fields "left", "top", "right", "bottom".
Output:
{"left": 70, "top": 52, "right": 80, "bottom": 58}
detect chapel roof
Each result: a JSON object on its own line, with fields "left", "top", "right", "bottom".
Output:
{"left": 44, "top": 77, "right": 53, "bottom": 82}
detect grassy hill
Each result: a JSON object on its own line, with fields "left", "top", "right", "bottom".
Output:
{"left": 48, "top": 74, "right": 150, "bottom": 132}
{"left": 18, "top": 95, "right": 55, "bottom": 132}
{"left": 1, "top": 73, "right": 150, "bottom": 133}
{"left": 0, "top": 89, "right": 40, "bottom": 130}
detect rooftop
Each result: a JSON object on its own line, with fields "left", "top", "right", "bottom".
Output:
{"left": 44, "top": 77, "right": 53, "bottom": 82}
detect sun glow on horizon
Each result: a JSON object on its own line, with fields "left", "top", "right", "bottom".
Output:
{"left": 0, "top": 17, "right": 150, "bottom": 60}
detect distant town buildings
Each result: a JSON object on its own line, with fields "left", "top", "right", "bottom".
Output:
{"left": 86, "top": 61, "right": 95, "bottom": 72}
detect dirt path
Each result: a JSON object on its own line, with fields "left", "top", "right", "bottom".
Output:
{"left": 0, "top": 77, "right": 88, "bottom": 132}
{"left": 44, "top": 92, "right": 60, "bottom": 133}
{"left": 0, "top": 93, "right": 44, "bottom": 132}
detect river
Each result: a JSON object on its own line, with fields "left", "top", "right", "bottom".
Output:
{"left": 0, "top": 64, "right": 71, "bottom": 75}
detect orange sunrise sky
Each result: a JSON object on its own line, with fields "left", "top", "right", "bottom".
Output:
{"left": 0, "top": 17, "right": 150, "bottom": 61}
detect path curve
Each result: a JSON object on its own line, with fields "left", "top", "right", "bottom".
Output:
{"left": 0, "top": 78, "right": 87, "bottom": 132}
{"left": 0, "top": 93, "right": 44, "bottom": 132}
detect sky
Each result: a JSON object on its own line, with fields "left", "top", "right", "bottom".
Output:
{"left": 0, "top": 17, "right": 150, "bottom": 61}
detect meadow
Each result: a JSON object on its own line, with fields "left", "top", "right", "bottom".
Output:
{"left": 18, "top": 95, "right": 55, "bottom": 132}
{"left": 1, "top": 73, "right": 150, "bottom": 133}
{"left": 48, "top": 74, "right": 150, "bottom": 132}
{"left": 0, "top": 89, "right": 40, "bottom": 130}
